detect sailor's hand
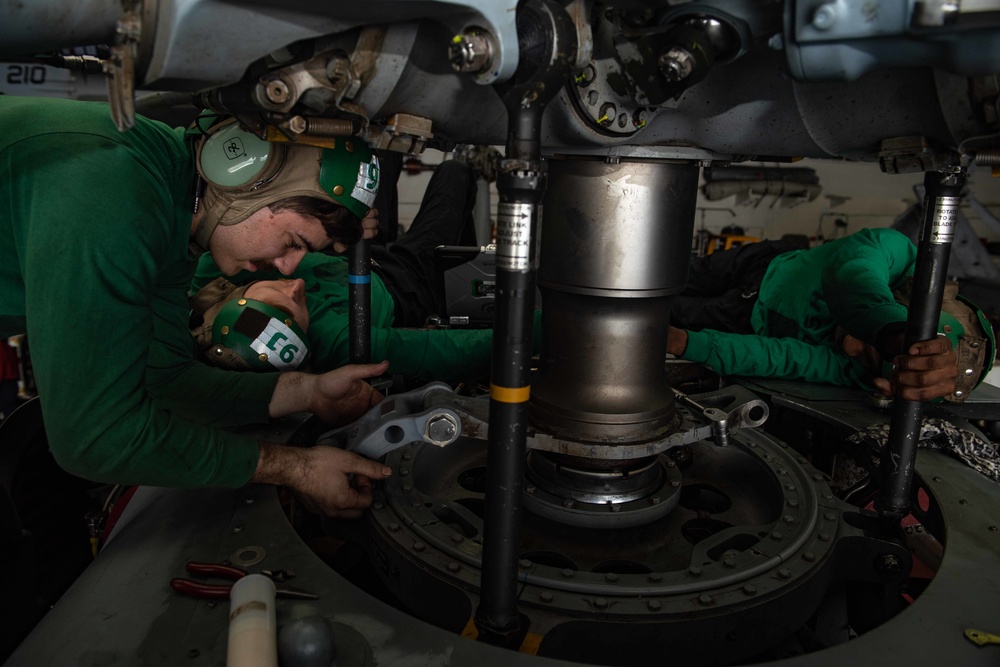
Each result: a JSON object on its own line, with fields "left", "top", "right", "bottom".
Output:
{"left": 269, "top": 361, "right": 387, "bottom": 421}
{"left": 360, "top": 207, "right": 379, "bottom": 240}
{"left": 253, "top": 443, "right": 391, "bottom": 518}
{"left": 873, "top": 336, "right": 958, "bottom": 402}
{"left": 308, "top": 361, "right": 388, "bottom": 425}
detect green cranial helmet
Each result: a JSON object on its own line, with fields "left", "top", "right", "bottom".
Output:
{"left": 211, "top": 297, "right": 311, "bottom": 372}
{"left": 193, "top": 116, "right": 381, "bottom": 248}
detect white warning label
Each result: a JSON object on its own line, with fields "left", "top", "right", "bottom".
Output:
{"left": 496, "top": 202, "right": 534, "bottom": 271}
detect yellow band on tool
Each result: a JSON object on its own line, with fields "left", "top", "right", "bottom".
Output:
{"left": 491, "top": 383, "right": 531, "bottom": 403}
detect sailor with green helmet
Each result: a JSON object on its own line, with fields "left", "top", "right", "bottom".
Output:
{"left": 0, "top": 95, "right": 391, "bottom": 519}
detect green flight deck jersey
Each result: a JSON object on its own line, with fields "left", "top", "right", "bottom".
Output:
{"left": 681, "top": 228, "right": 917, "bottom": 387}
{"left": 0, "top": 96, "right": 278, "bottom": 488}
{"left": 193, "top": 252, "right": 517, "bottom": 384}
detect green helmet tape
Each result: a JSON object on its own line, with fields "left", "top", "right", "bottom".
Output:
{"left": 213, "top": 298, "right": 311, "bottom": 371}
{"left": 318, "top": 138, "right": 381, "bottom": 218}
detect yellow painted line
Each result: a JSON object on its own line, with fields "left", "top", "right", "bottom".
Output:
{"left": 491, "top": 383, "right": 531, "bottom": 403}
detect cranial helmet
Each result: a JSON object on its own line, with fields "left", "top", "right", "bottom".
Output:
{"left": 190, "top": 277, "right": 311, "bottom": 372}
{"left": 191, "top": 116, "right": 381, "bottom": 249}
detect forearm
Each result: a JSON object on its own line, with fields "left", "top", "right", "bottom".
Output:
{"left": 268, "top": 371, "right": 317, "bottom": 418}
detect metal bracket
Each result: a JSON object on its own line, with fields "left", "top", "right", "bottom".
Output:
{"left": 320, "top": 382, "right": 768, "bottom": 463}
{"left": 103, "top": 11, "right": 141, "bottom": 131}
{"left": 317, "top": 382, "right": 465, "bottom": 459}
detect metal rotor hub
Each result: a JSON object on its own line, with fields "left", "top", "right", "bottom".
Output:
{"left": 366, "top": 428, "right": 852, "bottom": 660}
{"left": 522, "top": 451, "right": 683, "bottom": 528}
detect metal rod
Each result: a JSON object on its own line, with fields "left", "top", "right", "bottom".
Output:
{"left": 348, "top": 240, "right": 372, "bottom": 364}
{"left": 876, "top": 167, "right": 966, "bottom": 522}
{"left": 474, "top": 0, "right": 575, "bottom": 647}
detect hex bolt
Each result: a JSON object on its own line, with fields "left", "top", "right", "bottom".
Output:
{"left": 562, "top": 568, "right": 574, "bottom": 578}
{"left": 374, "top": 502, "right": 384, "bottom": 510}
{"left": 594, "top": 597, "right": 608, "bottom": 609}
{"left": 777, "top": 568, "right": 792, "bottom": 580}
{"left": 723, "top": 557, "right": 736, "bottom": 568}
{"left": 264, "top": 78, "right": 290, "bottom": 105}
{"left": 876, "top": 553, "right": 902, "bottom": 575}
{"left": 811, "top": 3, "right": 838, "bottom": 30}
{"left": 563, "top": 499, "right": 575, "bottom": 509}
{"left": 606, "top": 573, "right": 618, "bottom": 582}
{"left": 658, "top": 47, "right": 695, "bottom": 82}
{"left": 647, "top": 600, "right": 662, "bottom": 611}
{"left": 743, "top": 584, "right": 757, "bottom": 595}
{"left": 803, "top": 552, "right": 816, "bottom": 563}
{"left": 519, "top": 559, "right": 532, "bottom": 569}
{"left": 540, "top": 591, "right": 554, "bottom": 603}
{"left": 446, "top": 562, "right": 460, "bottom": 573}
{"left": 648, "top": 573, "right": 663, "bottom": 583}
{"left": 413, "top": 541, "right": 426, "bottom": 553}
{"left": 426, "top": 414, "right": 458, "bottom": 445}
{"left": 688, "top": 566, "right": 703, "bottom": 576}
{"left": 388, "top": 522, "right": 401, "bottom": 532}
{"left": 698, "top": 594, "right": 714, "bottom": 606}
{"left": 451, "top": 534, "right": 464, "bottom": 544}
{"left": 448, "top": 30, "right": 495, "bottom": 74}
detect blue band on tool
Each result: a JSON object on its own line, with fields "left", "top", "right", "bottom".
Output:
{"left": 348, "top": 274, "right": 371, "bottom": 284}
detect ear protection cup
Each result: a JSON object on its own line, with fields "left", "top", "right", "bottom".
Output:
{"left": 196, "top": 119, "right": 282, "bottom": 189}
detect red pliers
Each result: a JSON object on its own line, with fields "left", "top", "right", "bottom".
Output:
{"left": 170, "top": 561, "right": 318, "bottom": 600}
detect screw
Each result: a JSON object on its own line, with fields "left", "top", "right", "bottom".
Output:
{"left": 449, "top": 31, "right": 495, "bottom": 74}
{"left": 427, "top": 414, "right": 459, "bottom": 444}
{"left": 812, "top": 3, "right": 838, "bottom": 30}
{"left": 658, "top": 47, "right": 695, "bottom": 82}
{"left": 264, "top": 78, "right": 290, "bottom": 104}
{"left": 876, "top": 553, "right": 902, "bottom": 575}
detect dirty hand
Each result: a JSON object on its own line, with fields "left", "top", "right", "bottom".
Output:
{"left": 254, "top": 443, "right": 391, "bottom": 518}
{"left": 872, "top": 336, "right": 958, "bottom": 402}
{"left": 308, "top": 361, "right": 389, "bottom": 425}
{"left": 331, "top": 208, "right": 380, "bottom": 253}
{"left": 360, "top": 207, "right": 379, "bottom": 239}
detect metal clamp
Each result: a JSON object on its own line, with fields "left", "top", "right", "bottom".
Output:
{"left": 317, "top": 382, "right": 464, "bottom": 459}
